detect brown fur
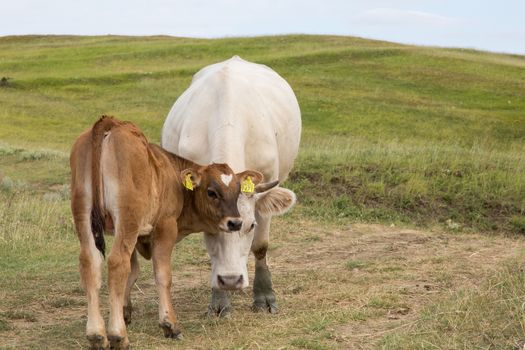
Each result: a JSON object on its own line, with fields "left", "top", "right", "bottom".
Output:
{"left": 252, "top": 245, "right": 268, "bottom": 260}
{"left": 70, "top": 116, "right": 263, "bottom": 348}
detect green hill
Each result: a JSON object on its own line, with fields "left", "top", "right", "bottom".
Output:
{"left": 1, "top": 34, "right": 524, "bottom": 232}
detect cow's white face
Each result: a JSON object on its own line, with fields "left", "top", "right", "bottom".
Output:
{"left": 205, "top": 185, "right": 296, "bottom": 290}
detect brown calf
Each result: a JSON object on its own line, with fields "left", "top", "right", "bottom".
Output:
{"left": 70, "top": 116, "right": 262, "bottom": 349}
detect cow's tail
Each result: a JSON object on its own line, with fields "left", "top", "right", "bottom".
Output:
{"left": 90, "top": 115, "right": 120, "bottom": 257}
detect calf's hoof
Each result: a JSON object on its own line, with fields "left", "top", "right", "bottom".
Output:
{"left": 252, "top": 293, "right": 278, "bottom": 314}
{"left": 207, "top": 289, "right": 232, "bottom": 318}
{"left": 160, "top": 320, "right": 183, "bottom": 340}
{"left": 87, "top": 334, "right": 109, "bottom": 350}
{"left": 123, "top": 305, "right": 133, "bottom": 325}
{"left": 107, "top": 335, "right": 129, "bottom": 350}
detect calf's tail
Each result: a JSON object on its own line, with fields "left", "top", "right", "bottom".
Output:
{"left": 90, "top": 115, "right": 120, "bottom": 257}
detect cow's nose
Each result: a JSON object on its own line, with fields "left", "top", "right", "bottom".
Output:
{"left": 217, "top": 274, "right": 244, "bottom": 290}
{"left": 227, "top": 218, "right": 242, "bottom": 231}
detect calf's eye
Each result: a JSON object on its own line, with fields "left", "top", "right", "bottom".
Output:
{"left": 207, "top": 189, "right": 218, "bottom": 199}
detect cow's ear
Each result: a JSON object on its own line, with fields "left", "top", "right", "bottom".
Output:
{"left": 255, "top": 187, "right": 296, "bottom": 217}
{"left": 236, "top": 170, "right": 264, "bottom": 195}
{"left": 181, "top": 169, "right": 202, "bottom": 190}
{"left": 237, "top": 170, "right": 263, "bottom": 185}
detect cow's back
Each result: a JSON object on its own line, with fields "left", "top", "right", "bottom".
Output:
{"left": 161, "top": 56, "right": 301, "bottom": 181}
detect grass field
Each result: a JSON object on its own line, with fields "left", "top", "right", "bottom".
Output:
{"left": 0, "top": 34, "right": 524, "bottom": 349}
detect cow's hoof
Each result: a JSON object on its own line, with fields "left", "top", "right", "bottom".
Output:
{"left": 107, "top": 335, "right": 129, "bottom": 350}
{"left": 87, "top": 334, "right": 109, "bottom": 350}
{"left": 207, "top": 303, "right": 232, "bottom": 318}
{"left": 160, "top": 321, "right": 183, "bottom": 340}
{"left": 253, "top": 265, "right": 278, "bottom": 313}
{"left": 123, "top": 305, "right": 133, "bottom": 325}
{"left": 252, "top": 293, "right": 278, "bottom": 314}
{"left": 207, "top": 289, "right": 232, "bottom": 318}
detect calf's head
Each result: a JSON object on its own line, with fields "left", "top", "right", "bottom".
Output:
{"left": 204, "top": 181, "right": 296, "bottom": 290}
{"left": 181, "top": 163, "right": 263, "bottom": 233}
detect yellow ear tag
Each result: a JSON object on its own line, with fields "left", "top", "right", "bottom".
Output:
{"left": 241, "top": 176, "right": 255, "bottom": 193}
{"left": 183, "top": 173, "right": 194, "bottom": 191}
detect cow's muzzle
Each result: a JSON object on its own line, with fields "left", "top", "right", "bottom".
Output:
{"left": 227, "top": 218, "right": 242, "bottom": 231}
{"left": 220, "top": 217, "right": 243, "bottom": 232}
{"left": 217, "top": 274, "right": 244, "bottom": 290}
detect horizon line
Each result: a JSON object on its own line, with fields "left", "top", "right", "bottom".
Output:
{"left": 1, "top": 33, "right": 523, "bottom": 57}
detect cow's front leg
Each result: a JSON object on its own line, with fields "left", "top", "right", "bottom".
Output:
{"left": 251, "top": 215, "right": 278, "bottom": 314}
{"left": 207, "top": 289, "right": 232, "bottom": 318}
{"left": 152, "top": 218, "right": 182, "bottom": 340}
{"left": 252, "top": 255, "right": 278, "bottom": 313}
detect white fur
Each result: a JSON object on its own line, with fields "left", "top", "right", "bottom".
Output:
{"left": 100, "top": 134, "right": 119, "bottom": 233}
{"left": 161, "top": 56, "right": 301, "bottom": 177}
{"left": 161, "top": 56, "right": 301, "bottom": 289}
{"left": 220, "top": 174, "right": 233, "bottom": 186}
{"left": 205, "top": 230, "right": 253, "bottom": 289}
{"left": 206, "top": 188, "right": 296, "bottom": 289}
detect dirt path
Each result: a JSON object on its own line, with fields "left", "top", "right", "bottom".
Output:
{"left": 272, "top": 222, "right": 524, "bottom": 349}
{"left": 2, "top": 221, "right": 523, "bottom": 349}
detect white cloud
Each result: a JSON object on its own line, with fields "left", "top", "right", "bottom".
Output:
{"left": 354, "top": 8, "right": 462, "bottom": 27}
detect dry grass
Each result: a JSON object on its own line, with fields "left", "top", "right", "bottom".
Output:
{"left": 1, "top": 194, "right": 523, "bottom": 349}
{"left": 379, "top": 259, "right": 525, "bottom": 349}
{"left": 0, "top": 191, "right": 71, "bottom": 246}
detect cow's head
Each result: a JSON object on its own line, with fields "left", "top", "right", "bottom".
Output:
{"left": 204, "top": 181, "right": 296, "bottom": 290}
{"left": 181, "top": 163, "right": 263, "bottom": 234}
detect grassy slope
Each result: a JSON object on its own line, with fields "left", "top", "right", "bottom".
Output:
{"left": 1, "top": 34, "right": 524, "bottom": 232}
{"left": 1, "top": 35, "right": 525, "bottom": 349}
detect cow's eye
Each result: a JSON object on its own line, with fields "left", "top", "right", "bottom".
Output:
{"left": 249, "top": 222, "right": 257, "bottom": 231}
{"left": 207, "top": 189, "right": 218, "bottom": 199}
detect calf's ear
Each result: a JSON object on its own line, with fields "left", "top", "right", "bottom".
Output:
{"left": 256, "top": 187, "right": 297, "bottom": 217}
{"left": 181, "top": 169, "right": 202, "bottom": 190}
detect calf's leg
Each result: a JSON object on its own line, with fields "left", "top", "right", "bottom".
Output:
{"left": 152, "top": 217, "right": 182, "bottom": 339}
{"left": 107, "top": 219, "right": 138, "bottom": 350}
{"left": 123, "top": 249, "right": 139, "bottom": 325}
{"left": 74, "top": 207, "right": 109, "bottom": 350}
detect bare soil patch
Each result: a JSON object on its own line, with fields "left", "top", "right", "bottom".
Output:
{"left": 1, "top": 221, "right": 522, "bottom": 349}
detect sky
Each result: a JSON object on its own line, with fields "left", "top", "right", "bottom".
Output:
{"left": 1, "top": 0, "right": 524, "bottom": 55}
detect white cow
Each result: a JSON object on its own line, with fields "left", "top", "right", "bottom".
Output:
{"left": 161, "top": 56, "right": 301, "bottom": 315}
